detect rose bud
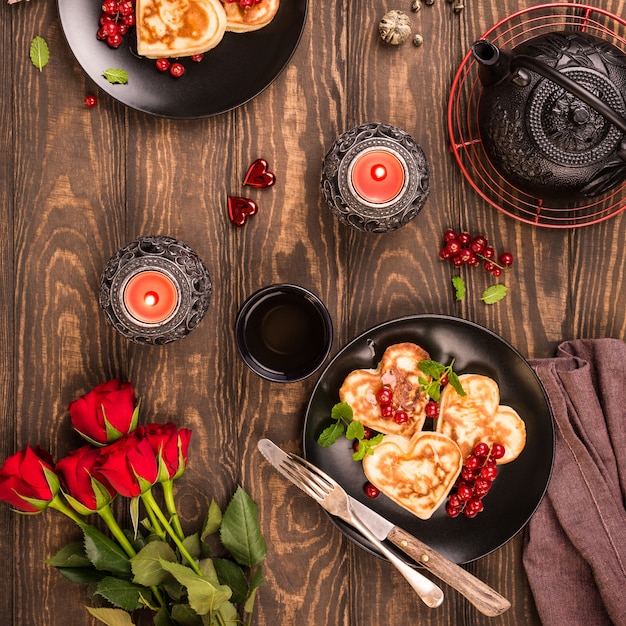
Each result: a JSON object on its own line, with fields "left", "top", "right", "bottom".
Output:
{"left": 68, "top": 379, "right": 139, "bottom": 446}
{"left": 95, "top": 432, "right": 159, "bottom": 497}
{"left": 56, "top": 446, "right": 116, "bottom": 515}
{"left": 0, "top": 445, "right": 59, "bottom": 512}
{"left": 138, "top": 423, "right": 192, "bottom": 482}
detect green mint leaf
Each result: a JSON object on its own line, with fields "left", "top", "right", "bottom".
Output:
{"left": 447, "top": 370, "right": 466, "bottom": 396}
{"left": 103, "top": 68, "right": 129, "bottom": 84}
{"left": 481, "top": 283, "right": 509, "bottom": 304}
{"left": 451, "top": 275, "right": 466, "bottom": 301}
{"left": 220, "top": 486, "right": 267, "bottom": 568}
{"left": 331, "top": 401, "right": 353, "bottom": 424}
{"left": 346, "top": 420, "right": 364, "bottom": 441}
{"left": 418, "top": 359, "right": 446, "bottom": 378}
{"left": 317, "top": 421, "right": 344, "bottom": 447}
{"left": 30, "top": 36, "right": 49, "bottom": 71}
{"left": 352, "top": 433, "right": 383, "bottom": 461}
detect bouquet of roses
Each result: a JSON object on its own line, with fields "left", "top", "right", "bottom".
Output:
{"left": 0, "top": 379, "right": 266, "bottom": 626}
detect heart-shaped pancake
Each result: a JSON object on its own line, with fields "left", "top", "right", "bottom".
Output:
{"left": 243, "top": 158, "right": 276, "bottom": 188}
{"left": 436, "top": 374, "right": 526, "bottom": 463}
{"left": 339, "top": 343, "right": 431, "bottom": 437}
{"left": 363, "top": 432, "right": 463, "bottom": 520}
{"left": 136, "top": 0, "right": 227, "bottom": 58}
{"left": 228, "top": 196, "right": 258, "bottom": 226}
{"left": 222, "top": 0, "right": 280, "bottom": 33}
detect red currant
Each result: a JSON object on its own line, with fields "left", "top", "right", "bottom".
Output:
{"left": 443, "top": 229, "right": 457, "bottom": 242}
{"left": 473, "top": 477, "right": 491, "bottom": 498}
{"left": 439, "top": 247, "right": 451, "bottom": 260}
{"left": 106, "top": 33, "right": 123, "bottom": 48}
{"left": 191, "top": 53, "right": 204, "bottom": 62}
{"left": 393, "top": 409, "right": 409, "bottom": 424}
{"left": 483, "top": 260, "right": 495, "bottom": 272}
{"left": 473, "top": 442, "right": 490, "bottom": 458}
{"left": 156, "top": 58, "right": 170, "bottom": 71}
{"left": 122, "top": 12, "right": 135, "bottom": 25}
{"left": 376, "top": 386, "right": 393, "bottom": 405}
{"left": 425, "top": 401, "right": 439, "bottom": 418}
{"left": 101, "top": 0, "right": 118, "bottom": 14}
{"left": 362, "top": 427, "right": 373, "bottom": 440}
{"left": 364, "top": 483, "right": 380, "bottom": 498}
{"left": 380, "top": 404, "right": 394, "bottom": 419}
{"left": 457, "top": 231, "right": 471, "bottom": 246}
{"left": 461, "top": 466, "right": 476, "bottom": 482}
{"left": 457, "top": 484, "right": 473, "bottom": 501}
{"left": 483, "top": 246, "right": 495, "bottom": 259}
{"left": 480, "top": 464, "right": 498, "bottom": 481}
{"left": 446, "top": 502, "right": 462, "bottom": 517}
{"left": 446, "top": 240, "right": 461, "bottom": 256}
{"left": 352, "top": 439, "right": 360, "bottom": 453}
{"left": 470, "top": 235, "right": 487, "bottom": 254}
{"left": 490, "top": 442, "right": 505, "bottom": 460}
{"left": 491, "top": 267, "right": 502, "bottom": 278}
{"left": 439, "top": 374, "right": 449, "bottom": 387}
{"left": 448, "top": 493, "right": 462, "bottom": 509}
{"left": 170, "top": 62, "right": 185, "bottom": 78}
{"left": 499, "top": 252, "right": 514, "bottom": 267}
{"left": 84, "top": 94, "right": 97, "bottom": 108}
{"left": 464, "top": 454, "right": 481, "bottom": 471}
{"left": 465, "top": 497, "right": 484, "bottom": 514}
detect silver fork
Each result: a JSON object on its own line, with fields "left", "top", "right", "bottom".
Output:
{"left": 279, "top": 452, "right": 445, "bottom": 609}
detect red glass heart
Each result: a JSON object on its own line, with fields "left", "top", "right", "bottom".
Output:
{"left": 228, "top": 196, "right": 258, "bottom": 227}
{"left": 243, "top": 158, "right": 276, "bottom": 188}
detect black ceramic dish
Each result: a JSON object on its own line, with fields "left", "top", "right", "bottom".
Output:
{"left": 58, "top": 0, "right": 308, "bottom": 118}
{"left": 303, "top": 315, "right": 555, "bottom": 565}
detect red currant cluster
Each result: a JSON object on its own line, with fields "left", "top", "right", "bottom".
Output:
{"left": 97, "top": 0, "right": 136, "bottom": 49}
{"left": 445, "top": 441, "right": 504, "bottom": 519}
{"left": 375, "top": 385, "right": 409, "bottom": 425}
{"left": 154, "top": 55, "right": 204, "bottom": 79}
{"left": 439, "top": 229, "right": 514, "bottom": 278}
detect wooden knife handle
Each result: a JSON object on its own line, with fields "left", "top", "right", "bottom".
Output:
{"left": 387, "top": 526, "right": 511, "bottom": 617}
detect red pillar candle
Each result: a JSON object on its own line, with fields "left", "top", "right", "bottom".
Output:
{"left": 123, "top": 270, "right": 178, "bottom": 324}
{"left": 350, "top": 149, "right": 406, "bottom": 204}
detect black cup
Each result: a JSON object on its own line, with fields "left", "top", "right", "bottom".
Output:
{"left": 235, "top": 284, "right": 333, "bottom": 382}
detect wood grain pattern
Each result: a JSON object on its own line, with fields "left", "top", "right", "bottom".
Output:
{"left": 3, "top": 0, "right": 625, "bottom": 623}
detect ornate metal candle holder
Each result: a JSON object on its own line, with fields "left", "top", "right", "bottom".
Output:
{"left": 99, "top": 235, "right": 212, "bottom": 345}
{"left": 321, "top": 122, "right": 431, "bottom": 233}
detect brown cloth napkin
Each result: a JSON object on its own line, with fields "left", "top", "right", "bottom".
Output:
{"left": 525, "top": 339, "right": 626, "bottom": 626}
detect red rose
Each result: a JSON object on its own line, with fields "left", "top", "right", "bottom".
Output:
{"left": 95, "top": 432, "right": 158, "bottom": 497}
{"left": 56, "top": 445, "right": 116, "bottom": 514}
{"left": 0, "top": 445, "right": 59, "bottom": 512}
{"left": 68, "top": 379, "right": 139, "bottom": 445}
{"left": 139, "top": 423, "right": 192, "bottom": 481}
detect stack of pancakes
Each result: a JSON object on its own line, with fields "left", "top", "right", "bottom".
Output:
{"left": 340, "top": 343, "right": 527, "bottom": 520}
{"left": 136, "top": 0, "right": 280, "bottom": 59}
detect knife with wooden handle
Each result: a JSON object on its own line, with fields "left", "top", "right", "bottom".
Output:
{"left": 349, "top": 498, "right": 510, "bottom": 617}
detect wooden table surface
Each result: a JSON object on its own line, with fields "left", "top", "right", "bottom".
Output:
{"left": 3, "top": 0, "right": 626, "bottom": 623}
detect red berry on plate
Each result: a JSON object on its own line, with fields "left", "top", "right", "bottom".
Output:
{"left": 364, "top": 482, "right": 380, "bottom": 498}
{"left": 448, "top": 493, "right": 462, "bottom": 508}
{"left": 106, "top": 33, "right": 123, "bottom": 48}
{"left": 473, "top": 442, "right": 490, "bottom": 458}
{"left": 380, "top": 404, "right": 394, "bottom": 419}
{"left": 473, "top": 477, "right": 491, "bottom": 497}
{"left": 101, "top": 0, "right": 118, "bottom": 14}
{"left": 480, "top": 464, "right": 498, "bottom": 481}
{"left": 425, "top": 400, "right": 439, "bottom": 418}
{"left": 457, "top": 484, "right": 473, "bottom": 501}
{"left": 122, "top": 12, "right": 136, "bottom": 25}
{"left": 393, "top": 409, "right": 409, "bottom": 424}
{"left": 446, "top": 502, "right": 462, "bottom": 517}
{"left": 465, "top": 454, "right": 481, "bottom": 471}
{"left": 84, "top": 94, "right": 98, "bottom": 108}
{"left": 170, "top": 62, "right": 185, "bottom": 78}
{"left": 156, "top": 58, "right": 170, "bottom": 71}
{"left": 461, "top": 466, "right": 476, "bottom": 482}
{"left": 490, "top": 442, "right": 506, "bottom": 460}
{"left": 376, "top": 386, "right": 393, "bottom": 405}
{"left": 191, "top": 53, "right": 204, "bottom": 62}
{"left": 362, "top": 426, "right": 373, "bottom": 440}
{"left": 439, "top": 373, "right": 449, "bottom": 387}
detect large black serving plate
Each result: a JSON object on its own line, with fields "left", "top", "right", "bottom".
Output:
{"left": 303, "top": 315, "right": 555, "bottom": 564}
{"left": 58, "top": 0, "right": 308, "bottom": 118}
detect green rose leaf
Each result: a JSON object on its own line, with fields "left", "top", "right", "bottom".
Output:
{"left": 83, "top": 524, "right": 131, "bottom": 577}
{"left": 244, "top": 565, "right": 265, "bottom": 614}
{"left": 30, "top": 36, "right": 49, "bottom": 71}
{"left": 153, "top": 606, "right": 176, "bottom": 626}
{"left": 170, "top": 604, "right": 201, "bottom": 625}
{"left": 56, "top": 566, "right": 106, "bottom": 584}
{"left": 85, "top": 606, "right": 136, "bottom": 626}
{"left": 182, "top": 532, "right": 202, "bottom": 560}
{"left": 481, "top": 283, "right": 509, "bottom": 304}
{"left": 216, "top": 600, "right": 239, "bottom": 623}
{"left": 213, "top": 558, "right": 248, "bottom": 605}
{"left": 131, "top": 540, "right": 177, "bottom": 586}
{"left": 95, "top": 576, "right": 152, "bottom": 611}
{"left": 103, "top": 68, "right": 129, "bottom": 84}
{"left": 45, "top": 541, "right": 91, "bottom": 568}
{"left": 159, "top": 559, "right": 232, "bottom": 615}
{"left": 201, "top": 499, "right": 222, "bottom": 540}
{"left": 220, "top": 486, "right": 267, "bottom": 568}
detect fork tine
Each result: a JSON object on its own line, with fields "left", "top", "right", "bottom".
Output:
{"left": 280, "top": 455, "right": 331, "bottom": 500}
{"left": 290, "top": 453, "right": 338, "bottom": 487}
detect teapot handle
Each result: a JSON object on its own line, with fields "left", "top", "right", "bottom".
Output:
{"left": 512, "top": 54, "right": 626, "bottom": 136}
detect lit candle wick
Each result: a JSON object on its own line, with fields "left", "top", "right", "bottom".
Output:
{"left": 371, "top": 164, "right": 387, "bottom": 181}
{"left": 144, "top": 291, "right": 159, "bottom": 307}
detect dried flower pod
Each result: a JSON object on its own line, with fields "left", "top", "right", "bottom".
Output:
{"left": 413, "top": 33, "right": 424, "bottom": 47}
{"left": 379, "top": 10, "right": 411, "bottom": 45}
{"left": 411, "top": 0, "right": 421, "bottom": 11}
{"left": 453, "top": 1, "right": 464, "bottom": 12}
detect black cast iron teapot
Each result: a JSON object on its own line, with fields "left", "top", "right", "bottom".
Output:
{"left": 473, "top": 31, "right": 626, "bottom": 202}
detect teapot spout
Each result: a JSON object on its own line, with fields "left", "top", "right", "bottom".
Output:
{"left": 472, "top": 40, "right": 513, "bottom": 87}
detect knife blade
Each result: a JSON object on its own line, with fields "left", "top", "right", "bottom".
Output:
{"left": 348, "top": 498, "right": 510, "bottom": 617}
{"left": 258, "top": 438, "right": 444, "bottom": 608}
{"left": 258, "top": 438, "right": 509, "bottom": 617}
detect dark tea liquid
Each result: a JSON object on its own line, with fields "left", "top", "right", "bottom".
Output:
{"left": 243, "top": 291, "right": 329, "bottom": 376}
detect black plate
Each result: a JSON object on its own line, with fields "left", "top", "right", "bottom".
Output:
{"left": 303, "top": 315, "right": 555, "bottom": 564}
{"left": 58, "top": 0, "right": 308, "bottom": 118}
